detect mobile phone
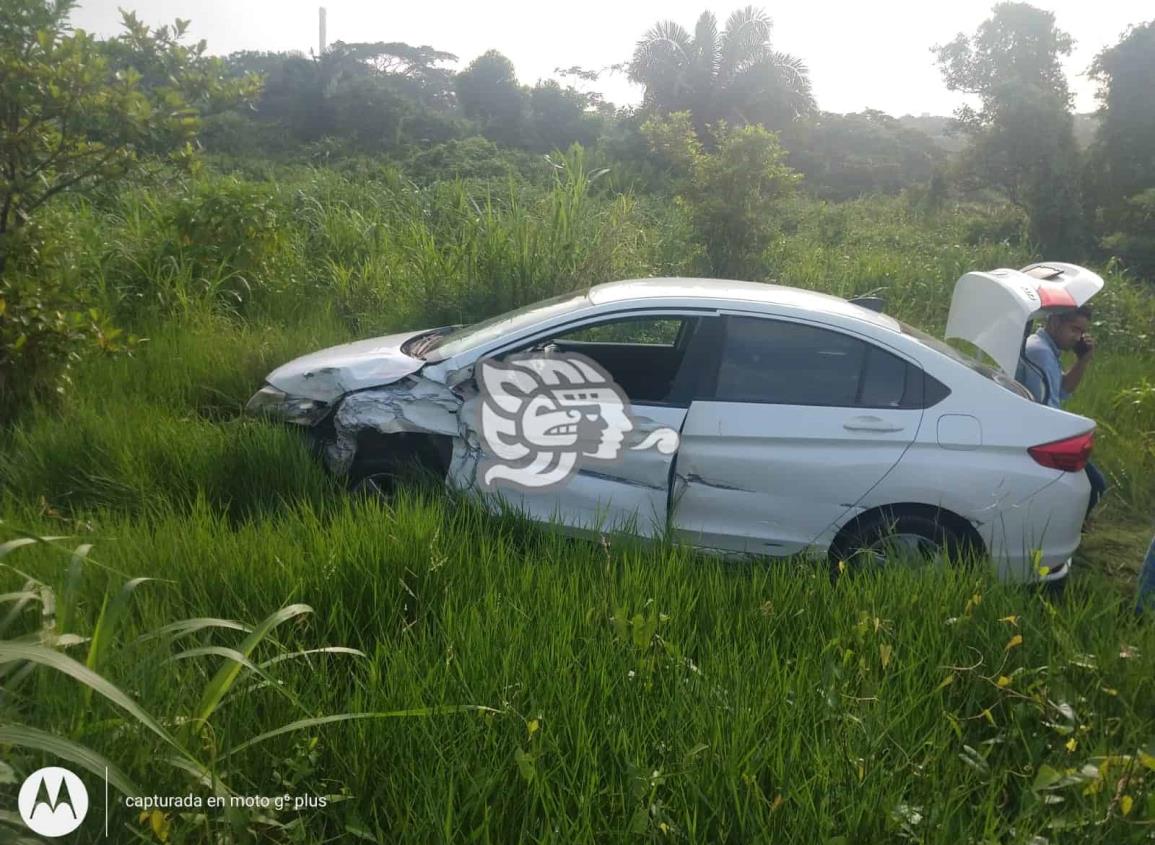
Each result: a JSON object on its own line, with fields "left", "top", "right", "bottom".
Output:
{"left": 1074, "top": 336, "right": 1090, "bottom": 357}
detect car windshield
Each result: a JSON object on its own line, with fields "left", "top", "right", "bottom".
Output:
{"left": 897, "top": 318, "right": 1034, "bottom": 399}
{"left": 421, "top": 290, "right": 592, "bottom": 360}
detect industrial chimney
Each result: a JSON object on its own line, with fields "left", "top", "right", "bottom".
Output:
{"left": 318, "top": 7, "right": 327, "bottom": 55}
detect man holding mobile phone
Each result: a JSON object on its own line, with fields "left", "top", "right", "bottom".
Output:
{"left": 1019, "top": 306, "right": 1107, "bottom": 515}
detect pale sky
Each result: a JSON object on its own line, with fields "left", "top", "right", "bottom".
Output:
{"left": 67, "top": 0, "right": 1150, "bottom": 116}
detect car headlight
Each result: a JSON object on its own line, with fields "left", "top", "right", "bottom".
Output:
{"left": 245, "top": 384, "right": 331, "bottom": 426}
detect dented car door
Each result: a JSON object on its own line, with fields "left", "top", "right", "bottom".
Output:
{"left": 453, "top": 313, "right": 719, "bottom": 538}
{"left": 671, "top": 314, "right": 924, "bottom": 555}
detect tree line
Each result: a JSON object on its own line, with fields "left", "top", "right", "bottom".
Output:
{"left": 4, "top": 2, "right": 1152, "bottom": 280}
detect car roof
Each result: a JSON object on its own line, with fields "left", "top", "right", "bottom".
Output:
{"left": 587, "top": 277, "right": 901, "bottom": 331}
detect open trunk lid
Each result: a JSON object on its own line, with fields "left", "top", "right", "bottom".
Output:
{"left": 944, "top": 262, "right": 1103, "bottom": 376}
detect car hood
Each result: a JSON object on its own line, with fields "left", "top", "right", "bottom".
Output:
{"left": 264, "top": 329, "right": 432, "bottom": 402}
{"left": 944, "top": 262, "right": 1103, "bottom": 376}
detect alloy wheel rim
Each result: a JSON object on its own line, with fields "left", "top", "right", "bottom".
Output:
{"left": 857, "top": 532, "right": 943, "bottom": 569}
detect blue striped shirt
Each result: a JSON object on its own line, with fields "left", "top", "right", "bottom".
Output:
{"left": 1019, "top": 327, "right": 1069, "bottom": 408}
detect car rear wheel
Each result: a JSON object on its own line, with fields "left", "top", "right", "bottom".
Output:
{"left": 829, "top": 508, "right": 980, "bottom": 576}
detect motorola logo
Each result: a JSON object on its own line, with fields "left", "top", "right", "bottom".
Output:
{"left": 17, "top": 766, "right": 89, "bottom": 837}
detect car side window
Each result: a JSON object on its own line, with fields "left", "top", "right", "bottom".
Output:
{"left": 858, "top": 343, "right": 952, "bottom": 409}
{"left": 858, "top": 345, "right": 908, "bottom": 408}
{"left": 497, "top": 314, "right": 711, "bottom": 407}
{"left": 710, "top": 316, "right": 944, "bottom": 409}
{"left": 714, "top": 317, "right": 866, "bottom": 406}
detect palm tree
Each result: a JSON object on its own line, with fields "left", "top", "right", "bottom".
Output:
{"left": 629, "top": 6, "right": 814, "bottom": 137}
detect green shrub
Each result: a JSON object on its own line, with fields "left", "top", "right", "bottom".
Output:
{"left": 1100, "top": 188, "right": 1155, "bottom": 279}
{"left": 642, "top": 112, "right": 800, "bottom": 278}
{"left": 0, "top": 273, "right": 129, "bottom": 423}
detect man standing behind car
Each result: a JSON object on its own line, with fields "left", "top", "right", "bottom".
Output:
{"left": 1018, "top": 306, "right": 1107, "bottom": 514}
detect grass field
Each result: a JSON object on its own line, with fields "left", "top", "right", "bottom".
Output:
{"left": 2, "top": 165, "right": 1154, "bottom": 842}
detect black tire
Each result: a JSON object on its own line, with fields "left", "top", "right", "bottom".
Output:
{"left": 344, "top": 432, "right": 453, "bottom": 499}
{"left": 829, "top": 508, "right": 980, "bottom": 576}
{"left": 346, "top": 462, "right": 400, "bottom": 498}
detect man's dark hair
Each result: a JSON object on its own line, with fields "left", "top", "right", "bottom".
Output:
{"left": 1054, "top": 305, "right": 1092, "bottom": 322}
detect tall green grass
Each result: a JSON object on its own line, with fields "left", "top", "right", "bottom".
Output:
{"left": 36, "top": 149, "right": 702, "bottom": 337}
{"left": 3, "top": 491, "right": 1155, "bottom": 842}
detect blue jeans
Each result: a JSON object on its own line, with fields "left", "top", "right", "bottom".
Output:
{"left": 1138, "top": 535, "right": 1155, "bottom": 614}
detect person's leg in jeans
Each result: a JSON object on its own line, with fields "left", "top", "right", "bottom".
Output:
{"left": 1084, "top": 460, "right": 1107, "bottom": 517}
{"left": 1137, "top": 534, "right": 1155, "bottom": 615}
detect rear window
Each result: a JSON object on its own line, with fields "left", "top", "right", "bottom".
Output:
{"left": 896, "top": 319, "right": 1030, "bottom": 401}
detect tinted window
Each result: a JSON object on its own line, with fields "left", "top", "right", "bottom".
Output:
{"left": 497, "top": 315, "right": 704, "bottom": 407}
{"left": 923, "top": 373, "right": 951, "bottom": 407}
{"left": 715, "top": 318, "right": 866, "bottom": 406}
{"left": 858, "top": 345, "right": 908, "bottom": 408}
{"left": 892, "top": 318, "right": 1002, "bottom": 402}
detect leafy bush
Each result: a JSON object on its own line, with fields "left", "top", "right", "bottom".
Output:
{"left": 403, "top": 136, "right": 540, "bottom": 185}
{"left": 84, "top": 175, "right": 291, "bottom": 321}
{"left": 164, "top": 177, "right": 286, "bottom": 299}
{"left": 642, "top": 112, "right": 799, "bottom": 278}
{"left": 1100, "top": 188, "right": 1155, "bottom": 279}
{"left": 0, "top": 273, "right": 129, "bottom": 424}
{"left": 958, "top": 202, "right": 1028, "bottom": 246}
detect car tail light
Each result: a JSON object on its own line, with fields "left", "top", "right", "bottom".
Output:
{"left": 1028, "top": 430, "right": 1094, "bottom": 472}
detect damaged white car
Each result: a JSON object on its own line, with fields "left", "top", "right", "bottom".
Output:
{"left": 248, "top": 262, "right": 1103, "bottom": 583}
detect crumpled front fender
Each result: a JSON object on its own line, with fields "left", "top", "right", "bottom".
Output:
{"left": 323, "top": 374, "right": 484, "bottom": 491}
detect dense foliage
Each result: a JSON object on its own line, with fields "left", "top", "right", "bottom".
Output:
{"left": 1086, "top": 20, "right": 1155, "bottom": 276}
{"left": 0, "top": 0, "right": 255, "bottom": 417}
{"left": 933, "top": 2, "right": 1085, "bottom": 254}
{"left": 780, "top": 111, "right": 945, "bottom": 200}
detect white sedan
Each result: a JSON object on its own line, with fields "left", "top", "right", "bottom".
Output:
{"left": 248, "top": 262, "right": 1103, "bottom": 583}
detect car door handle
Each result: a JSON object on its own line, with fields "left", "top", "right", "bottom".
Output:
{"left": 843, "top": 415, "right": 904, "bottom": 433}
